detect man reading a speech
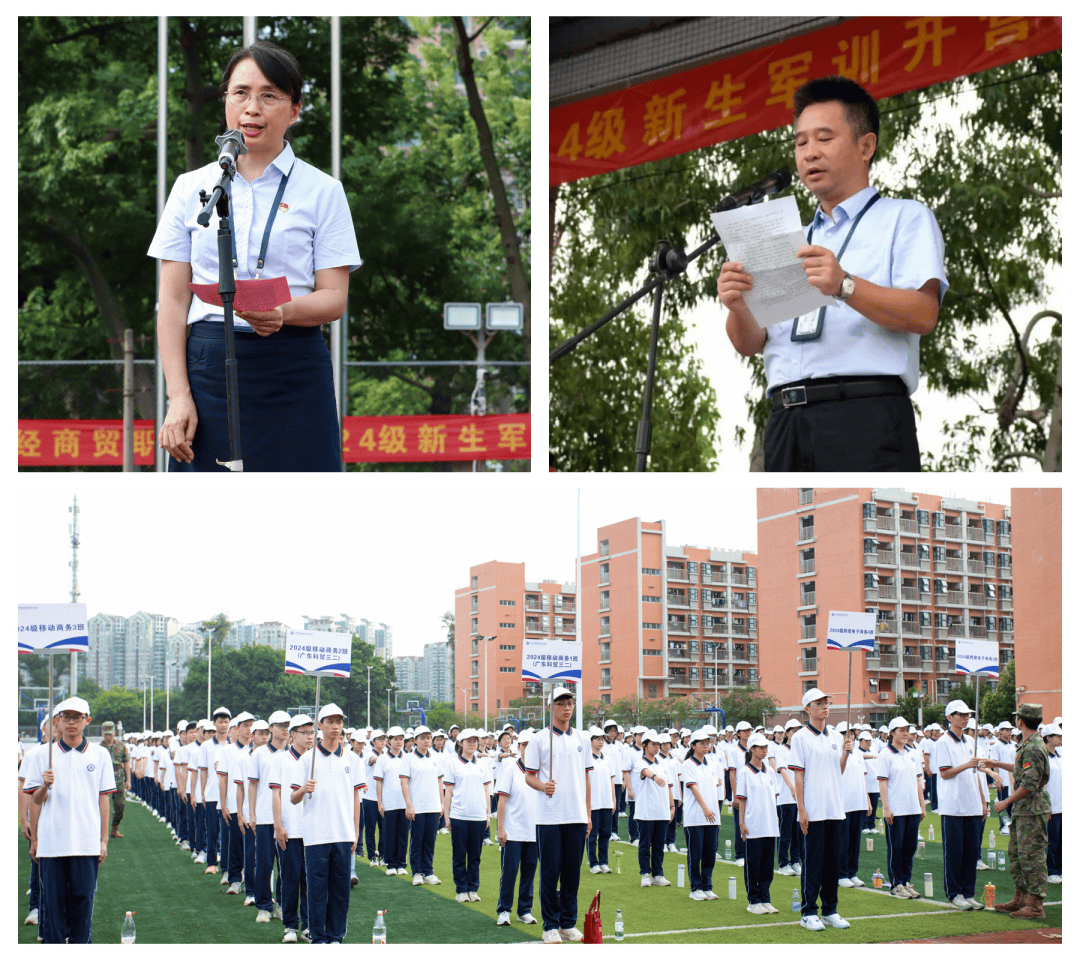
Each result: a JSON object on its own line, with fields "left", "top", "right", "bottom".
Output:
{"left": 718, "top": 75, "right": 949, "bottom": 471}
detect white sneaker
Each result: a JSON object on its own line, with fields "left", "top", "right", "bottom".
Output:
{"left": 497, "top": 912, "right": 511, "bottom": 926}
{"left": 273, "top": 904, "right": 283, "bottom": 920}
{"left": 631, "top": 839, "right": 639, "bottom": 847}
{"left": 282, "top": 929, "right": 298, "bottom": 943}
{"left": 762, "top": 903, "right": 779, "bottom": 914}
{"left": 590, "top": 865, "right": 601, "bottom": 874}
{"left": 468, "top": 891, "right": 481, "bottom": 902}
{"left": 966, "top": 896, "right": 986, "bottom": 910}
{"left": 1048, "top": 875, "right": 1063, "bottom": 884}
{"left": 256, "top": 910, "right": 271, "bottom": 923}
{"left": 821, "top": 913, "right": 850, "bottom": 929}
{"left": 220, "top": 874, "right": 230, "bottom": 885}
{"left": 301, "top": 929, "right": 311, "bottom": 942}
{"left": 542, "top": 929, "right": 562, "bottom": 944}
{"left": 851, "top": 876, "right": 865, "bottom": 887}
{"left": 777, "top": 865, "right": 795, "bottom": 876}
{"left": 793, "top": 863, "right": 802, "bottom": 875}
{"left": 195, "top": 852, "right": 207, "bottom": 864}
{"left": 976, "top": 859, "right": 990, "bottom": 871}
{"left": 951, "top": 894, "right": 974, "bottom": 910}
{"left": 747, "top": 903, "right": 766, "bottom": 914}
{"left": 641, "top": 874, "right": 652, "bottom": 887}
{"left": 736, "top": 858, "right": 745, "bottom": 867}
{"left": 904, "top": 883, "right": 921, "bottom": 899}
{"left": 689, "top": 890, "right": 706, "bottom": 901}
{"left": 455, "top": 893, "right": 469, "bottom": 903}
{"left": 559, "top": 928, "right": 584, "bottom": 942}
{"left": 227, "top": 882, "right": 242, "bottom": 895}
{"left": 892, "top": 885, "right": 912, "bottom": 898}
{"left": 518, "top": 913, "right": 537, "bottom": 924}
{"left": 23, "top": 908, "right": 38, "bottom": 925}
{"left": 1001, "top": 825, "right": 1010, "bottom": 835}
{"left": 600, "top": 865, "right": 612, "bottom": 873}
{"left": 838, "top": 878, "right": 854, "bottom": 888}
{"left": 652, "top": 875, "right": 671, "bottom": 886}
{"left": 244, "top": 895, "right": 256, "bottom": 906}
{"left": 861, "top": 828, "right": 871, "bottom": 834}
{"left": 703, "top": 890, "right": 719, "bottom": 900}
{"left": 482, "top": 838, "right": 494, "bottom": 846}
{"left": 800, "top": 915, "right": 825, "bottom": 931}
{"left": 438, "top": 827, "right": 449, "bottom": 835}
{"left": 413, "top": 874, "right": 424, "bottom": 885}
{"left": 180, "top": 841, "right": 190, "bottom": 850}
{"left": 425, "top": 875, "right": 441, "bottom": 885}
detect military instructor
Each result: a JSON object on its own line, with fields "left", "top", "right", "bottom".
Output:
{"left": 101, "top": 721, "right": 131, "bottom": 839}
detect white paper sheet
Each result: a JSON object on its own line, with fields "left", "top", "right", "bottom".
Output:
{"left": 711, "top": 196, "right": 831, "bottom": 328}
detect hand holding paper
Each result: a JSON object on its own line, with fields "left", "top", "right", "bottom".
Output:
{"left": 189, "top": 276, "right": 292, "bottom": 314}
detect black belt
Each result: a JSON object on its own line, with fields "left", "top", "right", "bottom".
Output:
{"left": 770, "top": 376, "right": 908, "bottom": 410}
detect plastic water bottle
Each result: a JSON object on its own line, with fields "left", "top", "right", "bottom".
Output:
{"left": 677, "top": 864, "right": 685, "bottom": 888}
{"left": 791, "top": 887, "right": 801, "bottom": 912}
{"left": 121, "top": 912, "right": 136, "bottom": 944}
{"left": 989, "top": 830, "right": 996, "bottom": 849}
{"left": 725, "top": 839, "right": 732, "bottom": 860}
{"left": 872, "top": 868, "right": 883, "bottom": 889}
{"left": 614, "top": 908, "right": 624, "bottom": 941}
{"left": 372, "top": 910, "right": 386, "bottom": 944}
{"left": 928, "top": 824, "right": 934, "bottom": 842}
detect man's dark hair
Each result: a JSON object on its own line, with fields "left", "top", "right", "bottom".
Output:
{"left": 1017, "top": 714, "right": 1041, "bottom": 733}
{"left": 793, "top": 75, "right": 880, "bottom": 166}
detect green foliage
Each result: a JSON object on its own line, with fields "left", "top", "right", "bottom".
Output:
{"left": 719, "top": 686, "right": 781, "bottom": 728}
{"left": 551, "top": 52, "right": 1061, "bottom": 470}
{"left": 979, "top": 659, "right": 1016, "bottom": 727}
{"left": 89, "top": 686, "right": 144, "bottom": 732}
{"left": 892, "top": 692, "right": 946, "bottom": 729}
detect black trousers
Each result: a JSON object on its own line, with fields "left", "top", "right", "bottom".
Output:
{"left": 764, "top": 391, "right": 920, "bottom": 471}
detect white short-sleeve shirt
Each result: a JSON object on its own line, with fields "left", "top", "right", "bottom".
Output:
{"left": 443, "top": 754, "right": 490, "bottom": 821}
{"left": 249, "top": 742, "right": 284, "bottom": 824}
{"left": 290, "top": 742, "right": 362, "bottom": 846}
{"left": 374, "top": 751, "right": 406, "bottom": 810}
{"left": 146, "top": 143, "right": 362, "bottom": 332}
{"left": 523, "top": 726, "right": 593, "bottom": 825}
{"left": 934, "top": 731, "right": 984, "bottom": 817}
{"left": 495, "top": 757, "right": 537, "bottom": 842}
{"left": 400, "top": 749, "right": 443, "bottom": 814}
{"left": 588, "top": 752, "right": 615, "bottom": 811}
{"left": 735, "top": 762, "right": 780, "bottom": 839}
{"left": 877, "top": 744, "right": 923, "bottom": 816}
{"left": 787, "top": 721, "right": 845, "bottom": 821}
{"left": 630, "top": 754, "right": 672, "bottom": 821}
{"left": 273, "top": 747, "right": 306, "bottom": 839}
{"left": 681, "top": 755, "right": 720, "bottom": 827}
{"left": 198, "top": 736, "right": 227, "bottom": 804}
{"left": 841, "top": 747, "right": 869, "bottom": 813}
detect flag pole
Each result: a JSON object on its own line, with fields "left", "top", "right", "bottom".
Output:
{"left": 311, "top": 676, "right": 322, "bottom": 780}
{"left": 847, "top": 649, "right": 853, "bottom": 730}
{"left": 48, "top": 652, "right": 54, "bottom": 771}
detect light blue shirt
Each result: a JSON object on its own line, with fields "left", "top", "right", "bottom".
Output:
{"left": 148, "top": 142, "right": 362, "bottom": 331}
{"left": 763, "top": 185, "right": 948, "bottom": 396}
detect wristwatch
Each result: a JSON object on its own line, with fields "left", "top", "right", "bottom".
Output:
{"left": 835, "top": 272, "right": 856, "bottom": 301}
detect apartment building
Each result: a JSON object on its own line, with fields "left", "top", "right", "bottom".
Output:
{"left": 758, "top": 488, "right": 1015, "bottom": 724}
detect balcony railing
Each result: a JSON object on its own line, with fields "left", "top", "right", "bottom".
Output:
{"left": 967, "top": 561, "right": 985, "bottom": 576}
{"left": 999, "top": 566, "right": 1012, "bottom": 579}
{"left": 876, "top": 621, "right": 897, "bottom": 636}
{"left": 967, "top": 594, "right": 985, "bottom": 608}
{"left": 802, "top": 657, "right": 818, "bottom": 672}
{"left": 877, "top": 515, "right": 896, "bottom": 531}
{"left": 945, "top": 557, "right": 964, "bottom": 572}
{"left": 899, "top": 552, "right": 919, "bottom": 568}
{"left": 901, "top": 622, "right": 922, "bottom": 637}
{"left": 667, "top": 594, "right": 689, "bottom": 608}
{"left": 967, "top": 526, "right": 985, "bottom": 542}
{"left": 947, "top": 590, "right": 965, "bottom": 604}
{"left": 667, "top": 620, "right": 690, "bottom": 635}
{"left": 999, "top": 598, "right": 1013, "bottom": 612}
{"left": 800, "top": 559, "right": 816, "bottom": 574}
{"left": 878, "top": 583, "right": 898, "bottom": 599}
{"left": 878, "top": 550, "right": 897, "bottom": 565}
{"left": 801, "top": 623, "right": 817, "bottom": 639}
{"left": 901, "top": 586, "right": 919, "bottom": 601}
{"left": 667, "top": 567, "right": 688, "bottom": 581}
{"left": 899, "top": 518, "right": 919, "bottom": 534}
{"left": 878, "top": 653, "right": 898, "bottom": 669}
{"left": 730, "top": 572, "right": 748, "bottom": 585}
{"left": 902, "top": 655, "right": 921, "bottom": 669}
{"left": 800, "top": 591, "right": 816, "bottom": 606}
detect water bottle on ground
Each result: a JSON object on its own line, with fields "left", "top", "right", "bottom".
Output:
{"left": 989, "top": 830, "right": 996, "bottom": 849}
{"left": 121, "top": 912, "right": 136, "bottom": 944}
{"left": 614, "top": 908, "right": 624, "bottom": 941}
{"left": 928, "top": 824, "right": 934, "bottom": 842}
{"left": 725, "top": 839, "right": 732, "bottom": 860}
{"left": 372, "top": 910, "right": 386, "bottom": 944}
{"left": 872, "top": 868, "right": 883, "bottom": 889}
{"left": 791, "top": 887, "right": 800, "bottom": 912}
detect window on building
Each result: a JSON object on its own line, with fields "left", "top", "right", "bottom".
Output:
{"left": 600, "top": 616, "right": 610, "bottom": 635}
{"left": 499, "top": 599, "right": 516, "bottom": 606}
{"left": 642, "top": 567, "right": 660, "bottom": 576}
{"left": 601, "top": 694, "right": 611, "bottom": 705}
{"left": 471, "top": 682, "right": 478, "bottom": 698}
{"left": 499, "top": 666, "right": 516, "bottom": 673}
{"left": 471, "top": 576, "right": 478, "bottom": 589}
{"left": 499, "top": 623, "right": 516, "bottom": 629}
{"left": 600, "top": 668, "right": 611, "bottom": 687}
{"left": 471, "top": 596, "right": 478, "bottom": 612}
{"left": 471, "top": 637, "right": 478, "bottom": 656}
{"left": 499, "top": 644, "right": 516, "bottom": 650}
{"left": 599, "top": 539, "right": 609, "bottom": 556}
{"left": 800, "top": 488, "right": 813, "bottom": 505}
{"left": 647, "top": 684, "right": 657, "bottom": 698}
{"left": 600, "top": 642, "right": 610, "bottom": 661}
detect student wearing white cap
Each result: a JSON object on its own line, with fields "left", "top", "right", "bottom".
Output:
{"left": 858, "top": 732, "right": 880, "bottom": 835}
{"left": 523, "top": 686, "right": 593, "bottom": 943}
{"left": 934, "top": 701, "right": 987, "bottom": 910}
{"left": 835, "top": 723, "right": 871, "bottom": 888}
{"left": 632, "top": 729, "right": 674, "bottom": 888}
{"left": 219, "top": 711, "right": 254, "bottom": 895}
{"left": 248, "top": 710, "right": 290, "bottom": 922}
{"left": 682, "top": 729, "right": 720, "bottom": 900}
{"left": 495, "top": 727, "right": 539, "bottom": 925}
{"left": 736, "top": 732, "right": 781, "bottom": 913}
{"left": 1043, "top": 724, "right": 1062, "bottom": 883}
{"left": 291, "top": 703, "right": 363, "bottom": 944}
{"left": 20, "top": 711, "right": 61, "bottom": 930}
{"left": 990, "top": 722, "right": 1016, "bottom": 833}
{"left": 197, "top": 707, "right": 228, "bottom": 875}
{"left": 624, "top": 726, "right": 643, "bottom": 844}
{"left": 273, "top": 714, "right": 312, "bottom": 942}
{"left": 727, "top": 721, "right": 752, "bottom": 865}
{"left": 361, "top": 729, "right": 387, "bottom": 865}
{"left": 375, "top": 726, "right": 409, "bottom": 874}
{"left": 877, "top": 716, "right": 926, "bottom": 899}
{"left": 443, "top": 728, "right": 491, "bottom": 902}
{"left": 431, "top": 730, "right": 451, "bottom": 834}
{"left": 601, "top": 720, "right": 624, "bottom": 820}
{"left": 788, "top": 689, "right": 852, "bottom": 932}
{"left": 399, "top": 724, "right": 443, "bottom": 884}
{"left": 658, "top": 733, "right": 682, "bottom": 852}
{"left": 586, "top": 727, "right": 616, "bottom": 873}
{"left": 24, "top": 697, "right": 116, "bottom": 944}
{"left": 775, "top": 719, "right": 803, "bottom": 876}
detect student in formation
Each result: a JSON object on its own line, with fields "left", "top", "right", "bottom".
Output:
{"left": 836, "top": 722, "right": 871, "bottom": 888}
{"left": 774, "top": 719, "right": 802, "bottom": 876}
{"left": 443, "top": 728, "right": 491, "bottom": 903}
{"left": 736, "top": 732, "right": 781, "bottom": 914}
{"left": 400, "top": 724, "right": 444, "bottom": 885}
{"left": 198, "top": 706, "right": 231, "bottom": 876}
{"left": 601, "top": 720, "right": 624, "bottom": 822}
{"left": 989, "top": 721, "right": 1016, "bottom": 833}
{"left": 494, "top": 727, "right": 539, "bottom": 926}
{"left": 1042, "top": 723, "right": 1062, "bottom": 885}
{"left": 291, "top": 703, "right": 363, "bottom": 944}
{"left": 523, "top": 687, "right": 593, "bottom": 943}
{"left": 432, "top": 730, "right": 452, "bottom": 834}
{"left": 658, "top": 733, "right": 683, "bottom": 853}
{"left": 586, "top": 727, "right": 616, "bottom": 874}
{"left": 375, "top": 726, "right": 409, "bottom": 875}
{"left": 624, "top": 726, "right": 643, "bottom": 846}
{"left": 632, "top": 729, "right": 674, "bottom": 889}
{"left": 218, "top": 711, "right": 254, "bottom": 896}
{"left": 237, "top": 716, "right": 263, "bottom": 905}
{"left": 682, "top": 728, "right": 721, "bottom": 901}
{"left": 20, "top": 711, "right": 61, "bottom": 930}
{"left": 877, "top": 716, "right": 926, "bottom": 899}
{"left": 361, "top": 729, "right": 386, "bottom": 866}
{"left": 273, "top": 714, "right": 312, "bottom": 943}
{"left": 726, "top": 721, "right": 752, "bottom": 866}
{"left": 859, "top": 731, "right": 881, "bottom": 835}
{"left": 248, "top": 710, "right": 290, "bottom": 922}
{"left": 24, "top": 697, "right": 116, "bottom": 944}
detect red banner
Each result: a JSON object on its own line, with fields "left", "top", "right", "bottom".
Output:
{"left": 18, "top": 415, "right": 531, "bottom": 466}
{"left": 551, "top": 16, "right": 1061, "bottom": 186}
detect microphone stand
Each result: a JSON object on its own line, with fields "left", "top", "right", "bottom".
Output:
{"left": 198, "top": 167, "right": 243, "bottom": 471}
{"left": 550, "top": 179, "right": 787, "bottom": 472}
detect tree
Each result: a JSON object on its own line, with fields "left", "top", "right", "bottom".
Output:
{"left": 892, "top": 692, "right": 945, "bottom": 730}
{"left": 200, "top": 613, "right": 230, "bottom": 655}
{"left": 979, "top": 660, "right": 1016, "bottom": 727}
{"left": 720, "top": 686, "right": 781, "bottom": 728}
{"left": 550, "top": 52, "right": 1061, "bottom": 470}
{"left": 89, "top": 687, "right": 143, "bottom": 733}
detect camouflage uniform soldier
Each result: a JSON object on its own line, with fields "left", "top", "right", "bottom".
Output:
{"left": 983, "top": 703, "right": 1051, "bottom": 919}
{"left": 101, "top": 721, "right": 131, "bottom": 838}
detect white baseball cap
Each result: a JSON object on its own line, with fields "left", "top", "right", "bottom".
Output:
{"left": 56, "top": 696, "right": 91, "bottom": 716}
{"left": 784, "top": 718, "right": 803, "bottom": 731}
{"left": 735, "top": 721, "right": 752, "bottom": 732}
{"left": 801, "top": 687, "right": 829, "bottom": 708}
{"left": 267, "top": 710, "right": 292, "bottom": 725}
{"left": 550, "top": 686, "right": 576, "bottom": 703}
{"left": 747, "top": 733, "right": 769, "bottom": 749}
{"left": 413, "top": 725, "right": 432, "bottom": 737}
{"left": 888, "top": 716, "right": 910, "bottom": 732}
{"left": 234, "top": 711, "right": 255, "bottom": 725}
{"left": 317, "top": 703, "right": 345, "bottom": 722}
{"left": 641, "top": 729, "right": 662, "bottom": 745}
{"left": 288, "top": 714, "right": 313, "bottom": 730}
{"left": 945, "top": 700, "right": 972, "bottom": 716}
{"left": 251, "top": 720, "right": 270, "bottom": 732}
{"left": 386, "top": 726, "right": 405, "bottom": 738}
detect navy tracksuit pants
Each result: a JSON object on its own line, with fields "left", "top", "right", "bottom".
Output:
{"left": 38, "top": 856, "right": 99, "bottom": 944}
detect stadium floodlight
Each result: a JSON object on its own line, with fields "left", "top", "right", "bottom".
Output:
{"left": 485, "top": 302, "right": 523, "bottom": 331}
{"left": 443, "top": 302, "right": 481, "bottom": 330}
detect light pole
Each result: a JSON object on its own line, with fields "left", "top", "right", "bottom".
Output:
{"left": 366, "top": 665, "right": 372, "bottom": 728}
{"left": 386, "top": 682, "right": 396, "bottom": 728}
{"left": 482, "top": 635, "right": 497, "bottom": 731}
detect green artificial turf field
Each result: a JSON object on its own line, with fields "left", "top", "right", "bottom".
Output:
{"left": 18, "top": 796, "right": 1060, "bottom": 944}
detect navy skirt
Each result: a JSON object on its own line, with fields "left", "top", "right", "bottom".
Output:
{"left": 170, "top": 321, "right": 340, "bottom": 472}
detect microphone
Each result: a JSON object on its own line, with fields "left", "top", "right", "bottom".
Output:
{"left": 714, "top": 169, "right": 793, "bottom": 213}
{"left": 215, "top": 129, "right": 248, "bottom": 174}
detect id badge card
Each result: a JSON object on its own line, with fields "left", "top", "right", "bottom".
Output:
{"left": 791, "top": 306, "right": 825, "bottom": 342}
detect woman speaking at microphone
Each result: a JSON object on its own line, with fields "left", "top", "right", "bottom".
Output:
{"left": 148, "top": 41, "right": 361, "bottom": 471}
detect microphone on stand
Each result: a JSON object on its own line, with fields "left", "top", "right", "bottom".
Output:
{"left": 215, "top": 129, "right": 248, "bottom": 175}
{"left": 714, "top": 169, "right": 793, "bottom": 212}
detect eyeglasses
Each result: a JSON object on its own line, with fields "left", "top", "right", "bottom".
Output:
{"left": 226, "top": 90, "right": 290, "bottom": 108}
{"left": 59, "top": 712, "right": 86, "bottom": 722}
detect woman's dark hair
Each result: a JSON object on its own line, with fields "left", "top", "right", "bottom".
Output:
{"left": 793, "top": 74, "right": 880, "bottom": 166}
{"left": 220, "top": 41, "right": 303, "bottom": 105}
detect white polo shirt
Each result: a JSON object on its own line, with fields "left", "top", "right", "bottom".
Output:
{"left": 400, "top": 749, "right": 443, "bottom": 814}
{"left": 841, "top": 747, "right": 869, "bottom": 813}
{"left": 588, "top": 752, "right": 615, "bottom": 811}
{"left": 861, "top": 749, "right": 879, "bottom": 795}
{"left": 681, "top": 755, "right": 719, "bottom": 827}
{"left": 217, "top": 740, "right": 251, "bottom": 814}
{"left": 787, "top": 721, "right": 845, "bottom": 821}
{"left": 495, "top": 758, "right": 537, "bottom": 842}
{"left": 443, "top": 754, "right": 490, "bottom": 821}
{"left": 630, "top": 754, "right": 671, "bottom": 821}
{"left": 273, "top": 747, "right": 307, "bottom": 840}
{"left": 290, "top": 742, "right": 362, "bottom": 846}
{"left": 990, "top": 739, "right": 1016, "bottom": 791}
{"left": 249, "top": 742, "right": 284, "bottom": 824}
{"left": 876, "top": 743, "right": 923, "bottom": 816}
{"left": 934, "top": 730, "right": 983, "bottom": 817}
{"left": 774, "top": 744, "right": 796, "bottom": 806}
{"left": 659, "top": 750, "right": 682, "bottom": 802}
{"left": 736, "top": 761, "right": 780, "bottom": 838}
{"left": 1046, "top": 751, "right": 1062, "bottom": 815}
{"left": 374, "top": 750, "right": 406, "bottom": 810}
{"left": 524, "top": 725, "right": 593, "bottom": 825}
{"left": 23, "top": 737, "right": 116, "bottom": 858}
{"left": 199, "top": 736, "right": 228, "bottom": 804}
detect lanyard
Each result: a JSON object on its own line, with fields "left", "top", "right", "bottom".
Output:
{"left": 791, "top": 191, "right": 881, "bottom": 342}
{"left": 230, "top": 165, "right": 292, "bottom": 279}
